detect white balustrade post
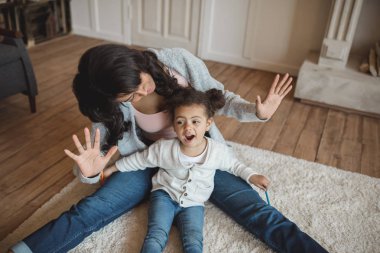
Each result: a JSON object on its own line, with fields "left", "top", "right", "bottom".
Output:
{"left": 318, "top": 0, "right": 363, "bottom": 68}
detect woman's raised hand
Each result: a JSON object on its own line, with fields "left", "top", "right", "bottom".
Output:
{"left": 255, "top": 73, "right": 293, "bottom": 120}
{"left": 64, "top": 128, "right": 118, "bottom": 177}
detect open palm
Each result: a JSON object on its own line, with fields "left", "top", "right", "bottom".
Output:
{"left": 64, "top": 128, "right": 118, "bottom": 177}
{"left": 256, "top": 73, "right": 293, "bottom": 120}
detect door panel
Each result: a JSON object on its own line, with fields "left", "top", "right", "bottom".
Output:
{"left": 131, "top": 0, "right": 200, "bottom": 54}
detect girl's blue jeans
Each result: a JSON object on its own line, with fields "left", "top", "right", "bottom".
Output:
{"left": 141, "top": 190, "right": 204, "bottom": 253}
{"left": 12, "top": 169, "right": 329, "bottom": 253}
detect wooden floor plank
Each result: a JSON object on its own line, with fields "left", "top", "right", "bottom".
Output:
{"left": 293, "top": 106, "right": 329, "bottom": 161}
{"left": 315, "top": 110, "right": 346, "bottom": 168}
{"left": 361, "top": 117, "right": 380, "bottom": 177}
{"left": 272, "top": 102, "right": 311, "bottom": 156}
{"left": 338, "top": 114, "right": 363, "bottom": 173}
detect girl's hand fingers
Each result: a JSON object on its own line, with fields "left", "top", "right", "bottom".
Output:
{"left": 94, "top": 128, "right": 101, "bottom": 150}
{"left": 84, "top": 128, "right": 92, "bottom": 149}
{"left": 64, "top": 149, "right": 78, "bottom": 161}
{"left": 72, "top": 134, "right": 85, "bottom": 154}
{"left": 259, "top": 184, "right": 268, "bottom": 191}
{"left": 260, "top": 177, "right": 270, "bottom": 191}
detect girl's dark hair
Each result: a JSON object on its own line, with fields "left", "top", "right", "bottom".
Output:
{"left": 72, "top": 44, "right": 180, "bottom": 150}
{"left": 166, "top": 88, "right": 225, "bottom": 119}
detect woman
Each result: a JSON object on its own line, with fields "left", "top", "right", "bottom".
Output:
{"left": 10, "top": 44, "right": 328, "bottom": 253}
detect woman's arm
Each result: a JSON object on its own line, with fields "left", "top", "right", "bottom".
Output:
{"left": 153, "top": 48, "right": 292, "bottom": 122}
{"left": 219, "top": 73, "right": 292, "bottom": 122}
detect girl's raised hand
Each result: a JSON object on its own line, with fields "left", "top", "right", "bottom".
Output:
{"left": 64, "top": 128, "right": 118, "bottom": 177}
{"left": 255, "top": 73, "right": 293, "bottom": 120}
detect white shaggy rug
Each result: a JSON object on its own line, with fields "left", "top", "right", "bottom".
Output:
{"left": 1, "top": 142, "right": 380, "bottom": 253}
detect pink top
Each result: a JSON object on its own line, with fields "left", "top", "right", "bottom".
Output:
{"left": 132, "top": 68, "right": 189, "bottom": 141}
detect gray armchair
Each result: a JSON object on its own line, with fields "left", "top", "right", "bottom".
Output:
{"left": 0, "top": 28, "right": 38, "bottom": 113}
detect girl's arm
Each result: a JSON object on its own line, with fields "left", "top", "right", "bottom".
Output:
{"left": 103, "top": 164, "right": 118, "bottom": 178}
{"left": 248, "top": 174, "right": 270, "bottom": 191}
{"left": 114, "top": 139, "right": 162, "bottom": 172}
{"left": 89, "top": 140, "right": 163, "bottom": 180}
{"left": 218, "top": 144, "right": 270, "bottom": 190}
{"left": 223, "top": 158, "right": 270, "bottom": 191}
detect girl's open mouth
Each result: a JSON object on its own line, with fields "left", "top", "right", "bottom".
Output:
{"left": 185, "top": 134, "right": 195, "bottom": 141}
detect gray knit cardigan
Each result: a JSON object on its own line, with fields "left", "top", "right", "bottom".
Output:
{"left": 77, "top": 48, "right": 266, "bottom": 184}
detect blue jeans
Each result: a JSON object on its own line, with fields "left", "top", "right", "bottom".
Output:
{"left": 12, "top": 170, "right": 328, "bottom": 253}
{"left": 141, "top": 190, "right": 204, "bottom": 253}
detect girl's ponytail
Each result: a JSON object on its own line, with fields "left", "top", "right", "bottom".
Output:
{"left": 205, "top": 89, "right": 225, "bottom": 116}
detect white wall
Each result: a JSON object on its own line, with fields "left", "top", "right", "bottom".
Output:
{"left": 199, "top": 0, "right": 331, "bottom": 75}
{"left": 70, "top": 0, "right": 336, "bottom": 75}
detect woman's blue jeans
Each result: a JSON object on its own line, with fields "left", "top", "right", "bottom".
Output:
{"left": 141, "top": 190, "right": 204, "bottom": 253}
{"left": 13, "top": 169, "right": 329, "bottom": 253}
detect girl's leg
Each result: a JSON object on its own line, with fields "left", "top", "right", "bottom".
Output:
{"left": 141, "top": 190, "right": 176, "bottom": 253}
{"left": 175, "top": 206, "right": 204, "bottom": 253}
{"left": 12, "top": 169, "right": 157, "bottom": 253}
{"left": 210, "top": 171, "right": 328, "bottom": 253}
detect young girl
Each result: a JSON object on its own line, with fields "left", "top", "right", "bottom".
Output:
{"left": 10, "top": 44, "right": 328, "bottom": 253}
{"left": 65, "top": 88, "right": 270, "bottom": 252}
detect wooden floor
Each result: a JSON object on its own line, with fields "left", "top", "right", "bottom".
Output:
{"left": 1, "top": 35, "right": 379, "bottom": 240}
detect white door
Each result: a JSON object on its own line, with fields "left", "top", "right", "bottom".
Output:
{"left": 131, "top": 0, "right": 201, "bottom": 54}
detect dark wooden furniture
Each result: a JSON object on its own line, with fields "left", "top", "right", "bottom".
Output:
{"left": 0, "top": 0, "right": 71, "bottom": 47}
{"left": 0, "top": 27, "right": 38, "bottom": 112}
